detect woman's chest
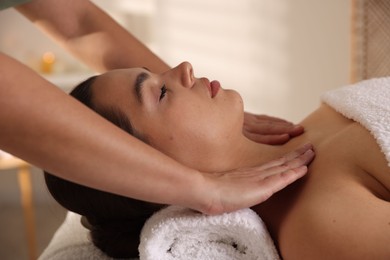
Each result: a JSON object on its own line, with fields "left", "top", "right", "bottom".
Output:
{"left": 253, "top": 104, "right": 390, "bottom": 244}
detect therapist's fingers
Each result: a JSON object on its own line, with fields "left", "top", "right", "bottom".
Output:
{"left": 244, "top": 113, "right": 290, "bottom": 123}
{"left": 244, "top": 122, "right": 304, "bottom": 136}
{"left": 255, "top": 150, "right": 314, "bottom": 180}
{"left": 203, "top": 164, "right": 310, "bottom": 215}
{"left": 243, "top": 113, "right": 304, "bottom": 145}
{"left": 220, "top": 143, "right": 314, "bottom": 177}
{"left": 244, "top": 115, "right": 292, "bottom": 133}
{"left": 244, "top": 113, "right": 304, "bottom": 134}
{"left": 243, "top": 132, "right": 291, "bottom": 145}
{"left": 252, "top": 165, "right": 309, "bottom": 203}
{"left": 202, "top": 145, "right": 315, "bottom": 215}
{"left": 256, "top": 143, "right": 314, "bottom": 170}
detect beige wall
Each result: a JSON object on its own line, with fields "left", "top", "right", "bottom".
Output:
{"left": 284, "top": 0, "right": 351, "bottom": 121}
{"left": 155, "top": 0, "right": 351, "bottom": 121}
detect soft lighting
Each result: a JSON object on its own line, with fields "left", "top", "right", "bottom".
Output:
{"left": 40, "top": 52, "right": 56, "bottom": 74}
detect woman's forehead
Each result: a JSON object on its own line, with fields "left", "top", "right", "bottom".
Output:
{"left": 100, "top": 68, "right": 132, "bottom": 82}
{"left": 93, "top": 69, "right": 131, "bottom": 92}
{"left": 91, "top": 69, "right": 143, "bottom": 106}
{"left": 97, "top": 68, "right": 147, "bottom": 90}
{"left": 105, "top": 67, "right": 144, "bottom": 78}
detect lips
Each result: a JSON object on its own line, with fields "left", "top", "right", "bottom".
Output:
{"left": 210, "top": 80, "right": 220, "bottom": 98}
{"left": 202, "top": 78, "right": 220, "bottom": 98}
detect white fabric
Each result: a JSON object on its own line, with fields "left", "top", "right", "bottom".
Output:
{"left": 322, "top": 77, "right": 390, "bottom": 166}
{"left": 38, "top": 212, "right": 115, "bottom": 260}
{"left": 138, "top": 206, "right": 279, "bottom": 260}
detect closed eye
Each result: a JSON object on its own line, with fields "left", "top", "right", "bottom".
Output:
{"left": 159, "top": 85, "right": 167, "bottom": 101}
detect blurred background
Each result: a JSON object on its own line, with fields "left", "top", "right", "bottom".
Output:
{"left": 0, "top": 0, "right": 350, "bottom": 259}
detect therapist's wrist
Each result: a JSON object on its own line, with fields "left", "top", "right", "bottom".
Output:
{"left": 172, "top": 169, "right": 214, "bottom": 214}
{"left": 184, "top": 170, "right": 228, "bottom": 215}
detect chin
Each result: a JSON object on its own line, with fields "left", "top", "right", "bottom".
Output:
{"left": 223, "top": 88, "right": 243, "bottom": 104}
{"left": 221, "top": 90, "right": 245, "bottom": 132}
{"left": 229, "top": 89, "right": 244, "bottom": 114}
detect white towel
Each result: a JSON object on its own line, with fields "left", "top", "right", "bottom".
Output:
{"left": 322, "top": 77, "right": 390, "bottom": 166}
{"left": 138, "top": 206, "right": 280, "bottom": 260}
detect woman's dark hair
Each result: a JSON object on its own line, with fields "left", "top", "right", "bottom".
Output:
{"left": 44, "top": 76, "right": 165, "bottom": 258}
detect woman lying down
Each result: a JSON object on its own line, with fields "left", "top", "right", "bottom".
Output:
{"left": 45, "top": 62, "right": 390, "bottom": 259}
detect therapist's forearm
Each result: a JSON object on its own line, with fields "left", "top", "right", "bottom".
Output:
{"left": 16, "top": 0, "right": 170, "bottom": 73}
{"left": 0, "top": 53, "right": 202, "bottom": 208}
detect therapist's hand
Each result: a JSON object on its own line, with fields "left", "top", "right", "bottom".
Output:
{"left": 200, "top": 143, "right": 314, "bottom": 215}
{"left": 243, "top": 112, "right": 304, "bottom": 145}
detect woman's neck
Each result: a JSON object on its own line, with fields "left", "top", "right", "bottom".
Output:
{"left": 183, "top": 106, "right": 338, "bottom": 173}
{"left": 225, "top": 103, "right": 352, "bottom": 173}
{"left": 194, "top": 136, "right": 291, "bottom": 173}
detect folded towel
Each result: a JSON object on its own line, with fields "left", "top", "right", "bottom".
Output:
{"left": 322, "top": 77, "right": 390, "bottom": 166}
{"left": 139, "top": 206, "right": 279, "bottom": 260}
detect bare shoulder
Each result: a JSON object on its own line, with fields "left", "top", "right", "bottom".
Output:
{"left": 351, "top": 124, "right": 390, "bottom": 198}
{"left": 257, "top": 102, "right": 390, "bottom": 259}
{"left": 280, "top": 176, "right": 390, "bottom": 259}
{"left": 305, "top": 103, "right": 390, "bottom": 197}
{"left": 278, "top": 123, "right": 390, "bottom": 259}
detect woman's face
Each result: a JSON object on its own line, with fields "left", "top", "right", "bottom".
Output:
{"left": 92, "top": 62, "right": 244, "bottom": 168}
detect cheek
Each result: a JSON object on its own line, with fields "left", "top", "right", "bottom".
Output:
{"left": 142, "top": 111, "right": 212, "bottom": 161}
{"left": 163, "top": 96, "right": 243, "bottom": 148}
{"left": 213, "top": 90, "right": 244, "bottom": 133}
{"left": 146, "top": 128, "right": 196, "bottom": 164}
{"left": 138, "top": 91, "right": 244, "bottom": 161}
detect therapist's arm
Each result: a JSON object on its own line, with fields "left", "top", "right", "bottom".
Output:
{"left": 16, "top": 0, "right": 170, "bottom": 73}
{"left": 0, "top": 53, "right": 313, "bottom": 214}
{"left": 0, "top": 52, "right": 184, "bottom": 203}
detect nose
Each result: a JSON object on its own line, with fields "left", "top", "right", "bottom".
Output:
{"left": 171, "top": 61, "right": 195, "bottom": 88}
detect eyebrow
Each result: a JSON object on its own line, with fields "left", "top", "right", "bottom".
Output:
{"left": 134, "top": 72, "right": 150, "bottom": 103}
